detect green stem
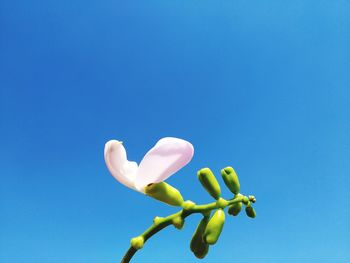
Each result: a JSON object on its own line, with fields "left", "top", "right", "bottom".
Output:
{"left": 121, "top": 195, "right": 246, "bottom": 263}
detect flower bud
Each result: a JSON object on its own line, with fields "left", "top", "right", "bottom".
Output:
{"left": 221, "top": 166, "right": 240, "bottom": 195}
{"left": 145, "top": 182, "right": 184, "bottom": 206}
{"left": 190, "top": 216, "right": 210, "bottom": 259}
{"left": 248, "top": 195, "right": 256, "bottom": 203}
{"left": 172, "top": 216, "right": 185, "bottom": 229}
{"left": 228, "top": 202, "right": 242, "bottom": 216}
{"left": 203, "top": 209, "right": 225, "bottom": 245}
{"left": 130, "top": 236, "right": 144, "bottom": 250}
{"left": 245, "top": 206, "right": 256, "bottom": 218}
{"left": 197, "top": 168, "right": 221, "bottom": 199}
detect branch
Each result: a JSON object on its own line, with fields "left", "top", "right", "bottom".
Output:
{"left": 121, "top": 195, "right": 248, "bottom": 263}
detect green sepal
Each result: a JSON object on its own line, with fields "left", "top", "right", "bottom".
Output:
{"left": 228, "top": 202, "right": 242, "bottom": 216}
{"left": 221, "top": 166, "right": 240, "bottom": 194}
{"left": 245, "top": 206, "right": 256, "bottom": 218}
{"left": 203, "top": 209, "right": 225, "bottom": 245}
{"left": 190, "top": 215, "right": 210, "bottom": 259}
{"left": 197, "top": 168, "right": 221, "bottom": 200}
{"left": 145, "top": 182, "right": 184, "bottom": 206}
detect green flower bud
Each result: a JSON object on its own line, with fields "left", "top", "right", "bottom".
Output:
{"left": 172, "top": 216, "right": 185, "bottom": 229}
{"left": 245, "top": 206, "right": 256, "bottom": 218}
{"left": 248, "top": 195, "right": 256, "bottom": 203}
{"left": 130, "top": 236, "right": 144, "bottom": 250}
{"left": 145, "top": 182, "right": 184, "bottom": 206}
{"left": 203, "top": 209, "right": 225, "bottom": 245}
{"left": 221, "top": 166, "right": 240, "bottom": 194}
{"left": 197, "top": 168, "right": 221, "bottom": 199}
{"left": 228, "top": 202, "right": 242, "bottom": 216}
{"left": 190, "top": 216, "right": 210, "bottom": 259}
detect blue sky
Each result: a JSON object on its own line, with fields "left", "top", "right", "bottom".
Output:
{"left": 1, "top": 1, "right": 349, "bottom": 262}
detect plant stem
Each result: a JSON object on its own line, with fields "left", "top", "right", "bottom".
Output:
{"left": 121, "top": 195, "right": 246, "bottom": 263}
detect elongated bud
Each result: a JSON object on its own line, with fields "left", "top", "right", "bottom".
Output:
{"left": 221, "top": 166, "right": 240, "bottom": 194}
{"left": 190, "top": 216, "right": 210, "bottom": 259}
{"left": 245, "top": 206, "right": 256, "bottom": 218}
{"left": 228, "top": 202, "right": 242, "bottom": 216}
{"left": 130, "top": 236, "right": 144, "bottom": 250}
{"left": 197, "top": 168, "right": 221, "bottom": 199}
{"left": 145, "top": 182, "right": 184, "bottom": 206}
{"left": 203, "top": 209, "right": 225, "bottom": 245}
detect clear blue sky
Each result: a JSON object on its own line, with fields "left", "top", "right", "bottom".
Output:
{"left": 1, "top": 1, "right": 349, "bottom": 262}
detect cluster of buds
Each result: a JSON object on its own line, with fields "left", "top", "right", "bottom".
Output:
{"left": 189, "top": 167, "right": 256, "bottom": 259}
{"left": 142, "top": 166, "right": 256, "bottom": 259}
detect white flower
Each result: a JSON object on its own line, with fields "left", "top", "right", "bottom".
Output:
{"left": 104, "top": 137, "right": 194, "bottom": 192}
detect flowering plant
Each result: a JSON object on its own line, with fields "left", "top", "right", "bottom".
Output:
{"left": 104, "top": 137, "right": 256, "bottom": 262}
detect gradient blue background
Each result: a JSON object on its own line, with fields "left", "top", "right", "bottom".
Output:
{"left": 1, "top": 1, "right": 349, "bottom": 262}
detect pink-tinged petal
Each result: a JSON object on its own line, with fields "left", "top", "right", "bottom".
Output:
{"left": 135, "top": 137, "right": 194, "bottom": 191}
{"left": 104, "top": 140, "right": 138, "bottom": 190}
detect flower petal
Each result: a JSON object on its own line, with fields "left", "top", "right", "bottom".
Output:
{"left": 135, "top": 137, "right": 194, "bottom": 191}
{"left": 104, "top": 140, "right": 138, "bottom": 190}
